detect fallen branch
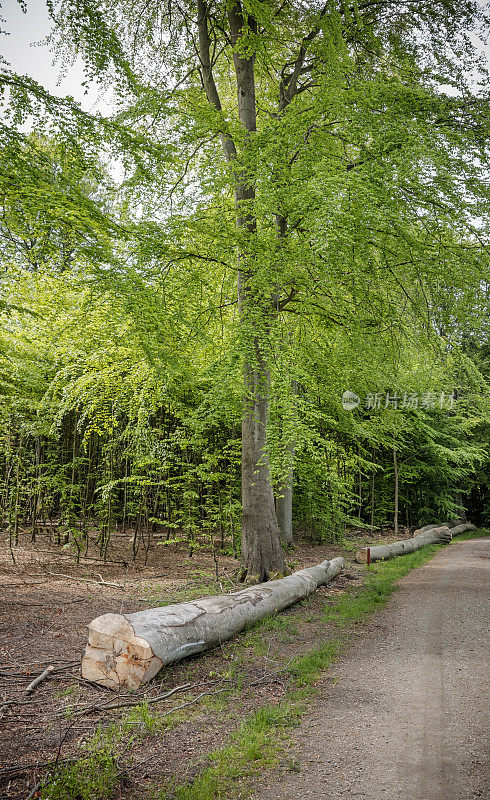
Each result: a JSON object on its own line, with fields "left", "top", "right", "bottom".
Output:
{"left": 25, "top": 665, "right": 54, "bottom": 694}
{"left": 4, "top": 598, "right": 86, "bottom": 606}
{"left": 0, "top": 756, "right": 75, "bottom": 783}
{"left": 49, "top": 571, "right": 124, "bottom": 588}
{"left": 26, "top": 781, "right": 42, "bottom": 800}
{"left": 59, "top": 681, "right": 194, "bottom": 718}
{"left": 32, "top": 549, "right": 129, "bottom": 565}
{"left": 82, "top": 558, "right": 345, "bottom": 689}
{"left": 0, "top": 701, "right": 13, "bottom": 719}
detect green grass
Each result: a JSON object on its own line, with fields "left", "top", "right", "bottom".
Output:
{"left": 322, "top": 543, "right": 443, "bottom": 626}
{"left": 288, "top": 639, "right": 341, "bottom": 686}
{"left": 40, "top": 724, "right": 127, "bottom": 800}
{"left": 451, "top": 527, "right": 489, "bottom": 541}
{"left": 121, "top": 700, "right": 193, "bottom": 735}
{"left": 243, "top": 613, "right": 300, "bottom": 654}
{"left": 163, "top": 703, "right": 300, "bottom": 800}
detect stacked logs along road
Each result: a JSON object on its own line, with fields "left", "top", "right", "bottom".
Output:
{"left": 82, "top": 557, "right": 345, "bottom": 689}
{"left": 355, "top": 520, "right": 476, "bottom": 564}
{"left": 82, "top": 520, "right": 476, "bottom": 689}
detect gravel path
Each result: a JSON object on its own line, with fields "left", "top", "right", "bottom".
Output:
{"left": 252, "top": 538, "right": 489, "bottom": 800}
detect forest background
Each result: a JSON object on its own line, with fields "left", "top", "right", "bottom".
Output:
{"left": 0, "top": 0, "right": 489, "bottom": 579}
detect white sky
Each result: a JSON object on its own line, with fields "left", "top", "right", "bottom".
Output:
{"left": 1, "top": 0, "right": 488, "bottom": 107}
{"left": 0, "top": 0, "right": 108, "bottom": 111}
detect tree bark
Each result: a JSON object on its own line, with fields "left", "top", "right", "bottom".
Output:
{"left": 413, "top": 521, "right": 475, "bottom": 537}
{"left": 82, "top": 557, "right": 345, "bottom": 689}
{"left": 447, "top": 522, "right": 476, "bottom": 536}
{"left": 414, "top": 521, "right": 445, "bottom": 535}
{"left": 370, "top": 455, "right": 376, "bottom": 531}
{"left": 276, "top": 471, "right": 293, "bottom": 545}
{"left": 393, "top": 447, "right": 398, "bottom": 537}
{"left": 355, "top": 525, "right": 453, "bottom": 563}
{"left": 228, "top": 2, "right": 285, "bottom": 580}
{"left": 276, "top": 379, "right": 297, "bottom": 546}
{"left": 241, "top": 340, "right": 286, "bottom": 580}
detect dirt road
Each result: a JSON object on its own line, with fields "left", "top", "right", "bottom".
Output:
{"left": 252, "top": 538, "right": 489, "bottom": 800}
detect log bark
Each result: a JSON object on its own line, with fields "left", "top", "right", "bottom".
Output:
{"left": 413, "top": 521, "right": 445, "bottom": 535}
{"left": 445, "top": 522, "right": 476, "bottom": 536}
{"left": 413, "top": 521, "right": 475, "bottom": 537}
{"left": 82, "top": 557, "right": 345, "bottom": 689}
{"left": 355, "top": 526, "right": 453, "bottom": 564}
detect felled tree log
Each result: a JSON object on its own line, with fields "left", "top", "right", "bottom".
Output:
{"left": 413, "top": 521, "right": 476, "bottom": 537}
{"left": 82, "top": 557, "right": 345, "bottom": 689}
{"left": 355, "top": 526, "right": 452, "bottom": 564}
{"left": 413, "top": 522, "right": 445, "bottom": 535}
{"left": 446, "top": 522, "right": 476, "bottom": 536}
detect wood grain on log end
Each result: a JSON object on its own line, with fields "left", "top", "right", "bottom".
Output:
{"left": 82, "top": 613, "right": 163, "bottom": 689}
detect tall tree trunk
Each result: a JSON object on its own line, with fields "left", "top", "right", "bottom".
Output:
{"left": 393, "top": 447, "right": 399, "bottom": 536}
{"left": 276, "top": 468, "right": 294, "bottom": 545}
{"left": 13, "top": 435, "right": 23, "bottom": 547}
{"left": 197, "top": 1, "right": 286, "bottom": 581}
{"left": 357, "top": 444, "right": 362, "bottom": 520}
{"left": 231, "top": 4, "right": 285, "bottom": 581}
{"left": 370, "top": 449, "right": 376, "bottom": 530}
{"left": 241, "top": 338, "right": 286, "bottom": 580}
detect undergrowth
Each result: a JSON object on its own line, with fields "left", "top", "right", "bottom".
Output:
{"left": 40, "top": 724, "right": 127, "bottom": 800}
{"left": 164, "top": 704, "right": 300, "bottom": 800}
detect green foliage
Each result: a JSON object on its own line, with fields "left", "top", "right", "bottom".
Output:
{"left": 0, "top": 1, "right": 488, "bottom": 558}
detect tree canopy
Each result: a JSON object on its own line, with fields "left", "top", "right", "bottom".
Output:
{"left": 0, "top": 0, "right": 489, "bottom": 575}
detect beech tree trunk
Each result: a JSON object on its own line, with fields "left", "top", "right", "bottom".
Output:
{"left": 393, "top": 447, "right": 398, "bottom": 537}
{"left": 355, "top": 525, "right": 453, "bottom": 563}
{"left": 197, "top": 1, "right": 285, "bottom": 581}
{"left": 241, "top": 342, "right": 287, "bottom": 580}
{"left": 276, "top": 379, "right": 297, "bottom": 546}
{"left": 82, "top": 557, "right": 345, "bottom": 689}
{"left": 229, "top": 3, "right": 285, "bottom": 580}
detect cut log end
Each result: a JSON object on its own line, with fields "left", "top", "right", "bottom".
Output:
{"left": 81, "top": 613, "right": 163, "bottom": 690}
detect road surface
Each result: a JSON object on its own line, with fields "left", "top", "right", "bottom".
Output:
{"left": 252, "top": 537, "right": 489, "bottom": 800}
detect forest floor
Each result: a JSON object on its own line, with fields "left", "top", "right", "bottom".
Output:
{"left": 0, "top": 526, "right": 487, "bottom": 799}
